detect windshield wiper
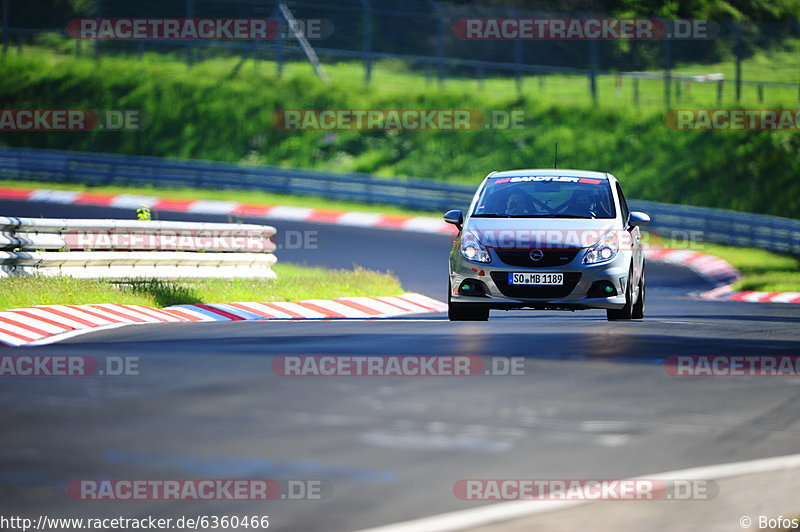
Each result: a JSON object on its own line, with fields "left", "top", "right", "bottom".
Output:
{"left": 522, "top": 214, "right": 595, "bottom": 219}
{"left": 472, "top": 213, "right": 596, "bottom": 219}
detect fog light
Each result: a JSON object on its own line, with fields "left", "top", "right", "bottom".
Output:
{"left": 458, "top": 279, "right": 488, "bottom": 297}
{"left": 587, "top": 280, "right": 618, "bottom": 298}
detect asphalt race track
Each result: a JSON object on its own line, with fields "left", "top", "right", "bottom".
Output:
{"left": 2, "top": 199, "right": 800, "bottom": 531}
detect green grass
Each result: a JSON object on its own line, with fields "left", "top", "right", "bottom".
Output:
{"left": 0, "top": 263, "right": 404, "bottom": 311}
{"left": 733, "top": 271, "right": 800, "bottom": 292}
{"left": 20, "top": 37, "right": 800, "bottom": 110}
{"left": 699, "top": 243, "right": 800, "bottom": 292}
{"left": 649, "top": 233, "right": 800, "bottom": 292}
{"left": 0, "top": 179, "right": 442, "bottom": 217}
{"left": 687, "top": 40, "right": 800, "bottom": 85}
{"left": 1, "top": 46, "right": 799, "bottom": 218}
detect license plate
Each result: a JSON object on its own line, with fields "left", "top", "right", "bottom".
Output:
{"left": 508, "top": 272, "right": 564, "bottom": 285}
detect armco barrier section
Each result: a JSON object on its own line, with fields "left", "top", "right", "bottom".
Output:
{"left": 0, "top": 146, "right": 473, "bottom": 213}
{"left": 0, "top": 216, "right": 277, "bottom": 279}
{"left": 629, "top": 199, "right": 800, "bottom": 256}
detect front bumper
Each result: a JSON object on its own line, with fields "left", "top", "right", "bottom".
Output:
{"left": 449, "top": 247, "right": 631, "bottom": 310}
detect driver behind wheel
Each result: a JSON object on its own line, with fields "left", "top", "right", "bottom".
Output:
{"left": 505, "top": 191, "right": 535, "bottom": 216}
{"left": 566, "top": 189, "right": 598, "bottom": 217}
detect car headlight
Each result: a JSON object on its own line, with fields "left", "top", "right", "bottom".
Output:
{"left": 583, "top": 231, "right": 619, "bottom": 264}
{"left": 460, "top": 231, "right": 491, "bottom": 263}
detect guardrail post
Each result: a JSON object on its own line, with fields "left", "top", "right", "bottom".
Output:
{"left": 662, "top": 37, "right": 672, "bottom": 109}
{"left": 359, "top": 0, "right": 372, "bottom": 84}
{"left": 274, "top": 7, "right": 284, "bottom": 78}
{"left": 185, "top": 0, "right": 194, "bottom": 67}
{"left": 633, "top": 77, "right": 639, "bottom": 107}
{"left": 508, "top": 7, "right": 523, "bottom": 95}
{"left": 717, "top": 80, "right": 723, "bottom": 105}
{"left": 93, "top": 0, "right": 101, "bottom": 60}
{"left": 589, "top": 39, "right": 598, "bottom": 105}
{"left": 2, "top": 0, "right": 8, "bottom": 56}
{"left": 426, "top": 0, "right": 445, "bottom": 86}
{"left": 732, "top": 23, "right": 743, "bottom": 104}
{"left": 579, "top": 12, "right": 598, "bottom": 105}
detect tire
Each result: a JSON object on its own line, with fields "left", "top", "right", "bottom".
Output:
{"left": 448, "top": 282, "right": 490, "bottom": 321}
{"left": 632, "top": 264, "right": 645, "bottom": 319}
{"left": 607, "top": 267, "right": 636, "bottom": 321}
{"left": 449, "top": 302, "right": 490, "bottom": 321}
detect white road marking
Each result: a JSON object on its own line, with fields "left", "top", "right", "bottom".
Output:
{"left": 354, "top": 452, "right": 800, "bottom": 532}
{"left": 358, "top": 431, "right": 514, "bottom": 453}
{"left": 26, "top": 323, "right": 130, "bottom": 346}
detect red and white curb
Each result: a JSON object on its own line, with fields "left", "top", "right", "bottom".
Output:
{"left": 644, "top": 248, "right": 740, "bottom": 286}
{"left": 0, "top": 186, "right": 456, "bottom": 235}
{"left": 645, "top": 247, "right": 800, "bottom": 304}
{"left": 2, "top": 185, "right": 797, "bottom": 305}
{"left": 699, "top": 285, "right": 800, "bottom": 304}
{"left": 0, "top": 293, "right": 448, "bottom": 347}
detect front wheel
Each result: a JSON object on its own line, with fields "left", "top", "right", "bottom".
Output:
{"left": 448, "top": 282, "right": 490, "bottom": 321}
{"left": 632, "top": 265, "right": 645, "bottom": 319}
{"left": 448, "top": 302, "right": 490, "bottom": 321}
{"left": 606, "top": 267, "right": 641, "bottom": 321}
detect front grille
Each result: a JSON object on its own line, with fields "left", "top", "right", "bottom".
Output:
{"left": 490, "top": 272, "right": 582, "bottom": 298}
{"left": 495, "top": 248, "right": 581, "bottom": 268}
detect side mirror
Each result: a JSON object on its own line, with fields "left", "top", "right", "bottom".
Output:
{"left": 443, "top": 209, "right": 464, "bottom": 230}
{"left": 628, "top": 211, "right": 650, "bottom": 228}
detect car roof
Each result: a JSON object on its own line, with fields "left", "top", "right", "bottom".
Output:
{"left": 488, "top": 169, "right": 610, "bottom": 179}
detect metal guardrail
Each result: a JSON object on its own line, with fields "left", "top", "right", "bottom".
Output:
{"left": 0, "top": 146, "right": 473, "bottom": 213}
{"left": 0, "top": 215, "right": 278, "bottom": 278}
{"left": 629, "top": 200, "right": 800, "bottom": 255}
{"left": 0, "top": 147, "right": 798, "bottom": 255}
{"left": 0, "top": 217, "right": 276, "bottom": 251}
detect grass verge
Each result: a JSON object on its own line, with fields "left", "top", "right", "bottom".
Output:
{"left": 0, "top": 263, "right": 404, "bottom": 311}
{"left": 649, "top": 234, "right": 800, "bottom": 292}
{"left": 2, "top": 47, "right": 799, "bottom": 217}
{"left": 700, "top": 243, "right": 800, "bottom": 292}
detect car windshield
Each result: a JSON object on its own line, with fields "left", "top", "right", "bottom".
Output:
{"left": 471, "top": 176, "right": 616, "bottom": 219}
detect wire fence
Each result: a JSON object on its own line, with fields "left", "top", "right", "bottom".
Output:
{"left": 2, "top": 146, "right": 798, "bottom": 255}
{"left": 2, "top": 0, "right": 799, "bottom": 107}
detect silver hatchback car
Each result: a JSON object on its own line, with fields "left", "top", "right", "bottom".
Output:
{"left": 445, "top": 169, "right": 650, "bottom": 321}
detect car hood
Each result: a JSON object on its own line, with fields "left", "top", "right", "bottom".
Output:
{"left": 463, "top": 217, "right": 618, "bottom": 249}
